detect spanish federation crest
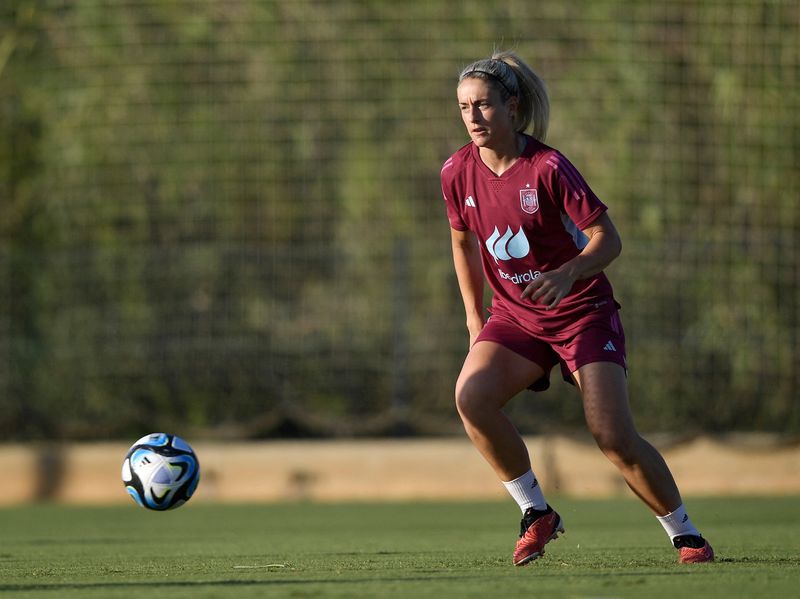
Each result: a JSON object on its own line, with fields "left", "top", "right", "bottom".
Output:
{"left": 520, "top": 188, "right": 539, "bottom": 214}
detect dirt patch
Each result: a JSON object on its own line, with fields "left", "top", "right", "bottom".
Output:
{"left": 2, "top": 435, "right": 797, "bottom": 505}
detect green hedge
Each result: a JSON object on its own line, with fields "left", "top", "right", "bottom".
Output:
{"left": 1, "top": 1, "right": 798, "bottom": 438}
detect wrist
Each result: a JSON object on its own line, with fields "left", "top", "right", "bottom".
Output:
{"left": 558, "top": 258, "right": 582, "bottom": 282}
{"left": 466, "top": 314, "right": 485, "bottom": 332}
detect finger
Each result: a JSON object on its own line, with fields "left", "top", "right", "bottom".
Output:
{"left": 520, "top": 279, "right": 543, "bottom": 300}
{"left": 529, "top": 284, "right": 551, "bottom": 303}
{"left": 546, "top": 290, "right": 565, "bottom": 310}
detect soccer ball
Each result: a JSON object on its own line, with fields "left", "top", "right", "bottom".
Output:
{"left": 121, "top": 433, "right": 200, "bottom": 511}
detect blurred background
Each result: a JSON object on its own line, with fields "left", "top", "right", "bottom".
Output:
{"left": 1, "top": 0, "right": 798, "bottom": 443}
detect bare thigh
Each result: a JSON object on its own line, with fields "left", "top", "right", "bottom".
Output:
{"left": 456, "top": 341, "right": 546, "bottom": 409}
{"left": 573, "top": 362, "right": 639, "bottom": 452}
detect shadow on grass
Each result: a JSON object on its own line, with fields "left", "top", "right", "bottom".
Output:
{"left": 3, "top": 579, "right": 440, "bottom": 593}
{"left": 716, "top": 556, "right": 800, "bottom": 565}
{"left": 0, "top": 569, "right": 700, "bottom": 593}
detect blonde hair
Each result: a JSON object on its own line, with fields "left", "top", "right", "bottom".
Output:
{"left": 458, "top": 51, "right": 550, "bottom": 141}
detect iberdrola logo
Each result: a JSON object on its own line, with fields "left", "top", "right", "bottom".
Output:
{"left": 485, "top": 226, "right": 530, "bottom": 263}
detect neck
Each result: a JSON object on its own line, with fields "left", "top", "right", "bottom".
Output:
{"left": 478, "top": 133, "right": 525, "bottom": 176}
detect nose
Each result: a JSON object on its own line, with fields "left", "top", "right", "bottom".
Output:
{"left": 468, "top": 105, "right": 482, "bottom": 123}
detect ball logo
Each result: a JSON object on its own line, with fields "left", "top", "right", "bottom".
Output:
{"left": 520, "top": 188, "right": 539, "bottom": 214}
{"left": 122, "top": 432, "right": 200, "bottom": 511}
{"left": 486, "top": 226, "right": 530, "bottom": 263}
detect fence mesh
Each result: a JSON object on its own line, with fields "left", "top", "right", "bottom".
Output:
{"left": 1, "top": 0, "right": 798, "bottom": 439}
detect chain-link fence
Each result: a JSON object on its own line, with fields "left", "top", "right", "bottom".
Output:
{"left": 1, "top": 0, "right": 798, "bottom": 439}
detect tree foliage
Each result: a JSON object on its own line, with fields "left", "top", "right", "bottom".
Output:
{"left": 1, "top": 1, "right": 798, "bottom": 438}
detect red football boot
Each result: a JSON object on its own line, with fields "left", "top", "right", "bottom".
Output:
{"left": 674, "top": 535, "right": 715, "bottom": 563}
{"left": 512, "top": 505, "right": 564, "bottom": 566}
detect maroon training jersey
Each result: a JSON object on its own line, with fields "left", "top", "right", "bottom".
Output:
{"left": 441, "top": 135, "right": 617, "bottom": 335}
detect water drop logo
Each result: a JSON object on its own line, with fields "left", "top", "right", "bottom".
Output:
{"left": 486, "top": 226, "right": 530, "bottom": 263}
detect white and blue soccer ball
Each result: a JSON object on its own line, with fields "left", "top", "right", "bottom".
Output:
{"left": 121, "top": 433, "right": 200, "bottom": 511}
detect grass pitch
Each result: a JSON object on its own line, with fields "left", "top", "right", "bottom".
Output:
{"left": 1, "top": 497, "right": 798, "bottom": 598}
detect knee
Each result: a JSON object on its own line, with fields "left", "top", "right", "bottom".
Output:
{"left": 454, "top": 376, "right": 493, "bottom": 422}
{"left": 591, "top": 428, "right": 641, "bottom": 466}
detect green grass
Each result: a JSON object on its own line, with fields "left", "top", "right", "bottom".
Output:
{"left": 1, "top": 497, "right": 798, "bottom": 598}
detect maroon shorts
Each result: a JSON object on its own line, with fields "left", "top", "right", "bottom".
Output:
{"left": 475, "top": 308, "right": 627, "bottom": 392}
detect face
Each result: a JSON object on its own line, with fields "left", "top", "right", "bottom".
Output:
{"left": 457, "top": 77, "right": 517, "bottom": 149}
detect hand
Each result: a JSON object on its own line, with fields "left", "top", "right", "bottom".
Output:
{"left": 467, "top": 319, "right": 485, "bottom": 349}
{"left": 520, "top": 267, "right": 577, "bottom": 310}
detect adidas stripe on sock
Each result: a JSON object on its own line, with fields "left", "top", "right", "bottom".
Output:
{"left": 656, "top": 504, "right": 701, "bottom": 541}
{"left": 502, "top": 469, "right": 547, "bottom": 513}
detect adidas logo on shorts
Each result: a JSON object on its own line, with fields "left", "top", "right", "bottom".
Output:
{"left": 603, "top": 341, "right": 617, "bottom": 352}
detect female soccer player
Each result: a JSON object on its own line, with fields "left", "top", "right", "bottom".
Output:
{"left": 440, "top": 51, "right": 714, "bottom": 566}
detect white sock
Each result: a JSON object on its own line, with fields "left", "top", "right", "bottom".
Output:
{"left": 656, "top": 504, "right": 701, "bottom": 541}
{"left": 502, "top": 469, "right": 547, "bottom": 513}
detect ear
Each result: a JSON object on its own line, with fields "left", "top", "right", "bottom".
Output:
{"left": 507, "top": 95, "right": 519, "bottom": 119}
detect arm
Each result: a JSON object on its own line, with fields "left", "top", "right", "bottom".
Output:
{"left": 450, "top": 227, "right": 486, "bottom": 346}
{"left": 520, "top": 212, "right": 622, "bottom": 309}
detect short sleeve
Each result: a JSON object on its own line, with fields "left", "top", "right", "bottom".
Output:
{"left": 441, "top": 158, "right": 468, "bottom": 231}
{"left": 545, "top": 151, "right": 607, "bottom": 230}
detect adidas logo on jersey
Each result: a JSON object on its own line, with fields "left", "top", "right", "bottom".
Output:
{"left": 465, "top": 195, "right": 477, "bottom": 208}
